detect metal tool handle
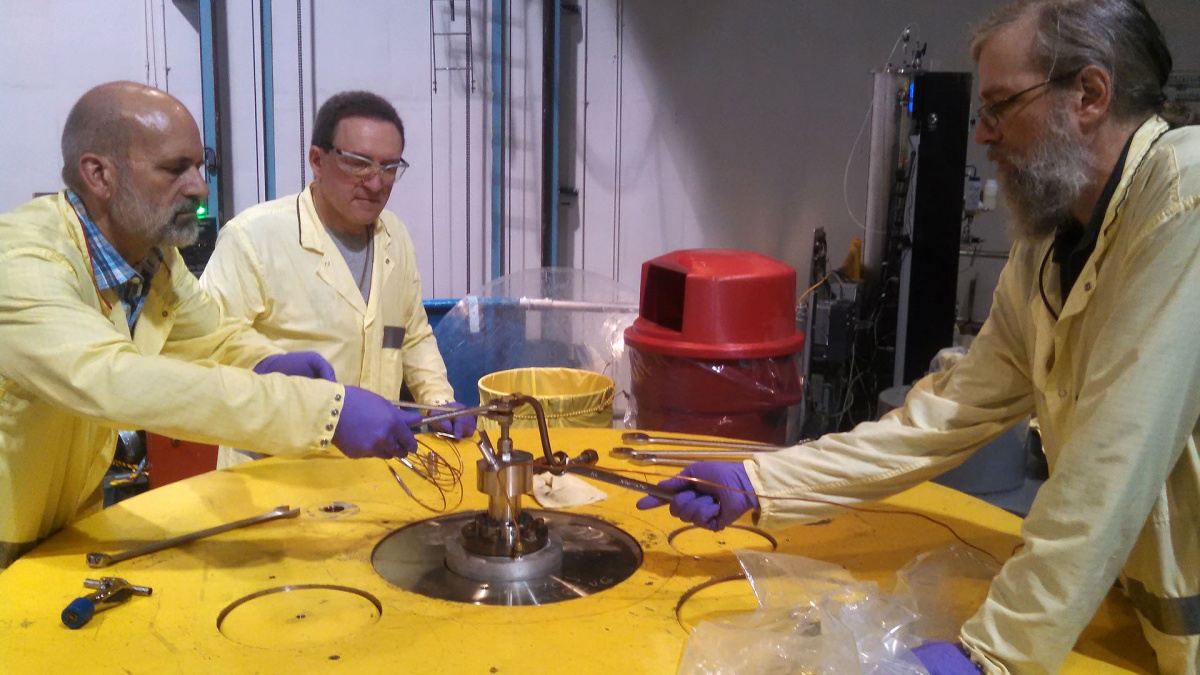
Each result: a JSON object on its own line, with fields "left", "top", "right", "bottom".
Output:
{"left": 621, "top": 432, "right": 785, "bottom": 452}
{"left": 83, "top": 577, "right": 152, "bottom": 596}
{"left": 86, "top": 505, "right": 300, "bottom": 568}
{"left": 395, "top": 401, "right": 494, "bottom": 428}
{"left": 62, "top": 577, "right": 153, "bottom": 629}
{"left": 628, "top": 457, "right": 694, "bottom": 468}
{"left": 560, "top": 465, "right": 675, "bottom": 501}
{"left": 612, "top": 447, "right": 760, "bottom": 461}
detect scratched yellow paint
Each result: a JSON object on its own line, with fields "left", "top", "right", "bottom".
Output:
{"left": 0, "top": 428, "right": 1154, "bottom": 673}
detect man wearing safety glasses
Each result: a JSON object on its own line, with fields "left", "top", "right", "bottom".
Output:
{"left": 202, "top": 91, "right": 474, "bottom": 468}
{"left": 0, "top": 83, "right": 425, "bottom": 569}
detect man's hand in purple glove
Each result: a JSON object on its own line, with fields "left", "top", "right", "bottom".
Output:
{"left": 910, "top": 642, "right": 981, "bottom": 674}
{"left": 634, "top": 461, "right": 759, "bottom": 531}
{"left": 254, "top": 352, "right": 337, "bottom": 382}
{"left": 430, "top": 402, "right": 476, "bottom": 439}
{"left": 333, "top": 386, "right": 423, "bottom": 459}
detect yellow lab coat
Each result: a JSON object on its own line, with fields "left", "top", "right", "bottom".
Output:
{"left": 0, "top": 194, "right": 345, "bottom": 566}
{"left": 749, "top": 117, "right": 1200, "bottom": 673}
{"left": 199, "top": 187, "right": 454, "bottom": 466}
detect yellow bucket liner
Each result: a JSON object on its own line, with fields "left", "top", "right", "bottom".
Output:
{"left": 477, "top": 367, "right": 614, "bottom": 430}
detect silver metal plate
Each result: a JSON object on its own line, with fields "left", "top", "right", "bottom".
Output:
{"left": 371, "top": 510, "right": 642, "bottom": 606}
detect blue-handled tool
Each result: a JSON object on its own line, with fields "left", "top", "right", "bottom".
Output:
{"left": 61, "top": 577, "right": 152, "bottom": 629}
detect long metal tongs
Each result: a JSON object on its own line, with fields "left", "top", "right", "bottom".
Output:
{"left": 621, "top": 431, "right": 786, "bottom": 453}
{"left": 611, "top": 447, "right": 759, "bottom": 462}
{"left": 86, "top": 505, "right": 300, "bottom": 568}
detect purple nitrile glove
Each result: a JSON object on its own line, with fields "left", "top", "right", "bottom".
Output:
{"left": 910, "top": 642, "right": 981, "bottom": 674}
{"left": 332, "top": 386, "right": 423, "bottom": 459}
{"left": 635, "top": 461, "right": 759, "bottom": 531}
{"left": 431, "top": 402, "right": 476, "bottom": 439}
{"left": 254, "top": 351, "right": 337, "bottom": 382}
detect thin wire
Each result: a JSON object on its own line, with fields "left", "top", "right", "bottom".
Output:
{"left": 386, "top": 436, "right": 466, "bottom": 512}
{"left": 1037, "top": 243, "right": 1060, "bottom": 321}
{"left": 143, "top": 0, "right": 152, "bottom": 86}
{"left": 161, "top": 0, "right": 170, "bottom": 91}
{"left": 843, "top": 105, "right": 873, "bottom": 231}
{"left": 149, "top": 0, "right": 158, "bottom": 88}
{"left": 798, "top": 273, "right": 830, "bottom": 306}
{"left": 296, "top": 0, "right": 306, "bottom": 185}
{"left": 603, "top": 464, "right": 1005, "bottom": 566}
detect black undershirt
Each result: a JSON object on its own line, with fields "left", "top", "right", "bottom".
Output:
{"left": 1052, "top": 134, "right": 1135, "bottom": 301}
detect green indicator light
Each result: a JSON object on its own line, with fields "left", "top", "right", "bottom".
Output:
{"left": 196, "top": 204, "right": 208, "bottom": 218}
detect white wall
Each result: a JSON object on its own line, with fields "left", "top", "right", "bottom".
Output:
{"left": 3, "top": 0, "right": 1199, "bottom": 319}
{"left": 573, "top": 0, "right": 1200, "bottom": 319}
{"left": 0, "top": 0, "right": 199, "bottom": 202}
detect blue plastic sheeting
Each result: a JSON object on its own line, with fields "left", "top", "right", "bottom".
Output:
{"left": 430, "top": 268, "right": 638, "bottom": 406}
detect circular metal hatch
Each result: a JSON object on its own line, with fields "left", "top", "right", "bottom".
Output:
{"left": 216, "top": 585, "right": 382, "bottom": 648}
{"left": 371, "top": 510, "right": 642, "bottom": 606}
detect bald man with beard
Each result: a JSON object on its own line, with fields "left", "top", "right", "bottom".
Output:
{"left": 0, "top": 81, "right": 422, "bottom": 569}
{"left": 638, "top": 1, "right": 1200, "bottom": 672}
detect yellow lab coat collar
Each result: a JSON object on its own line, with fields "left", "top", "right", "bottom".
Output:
{"left": 294, "top": 184, "right": 395, "bottom": 316}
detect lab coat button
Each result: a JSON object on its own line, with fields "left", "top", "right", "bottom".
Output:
{"left": 332, "top": 409, "right": 339, "bottom": 417}
{"left": 326, "top": 423, "right": 334, "bottom": 431}
{"left": 1084, "top": 282, "right": 1093, "bottom": 292}
{"left": 162, "top": 311, "right": 168, "bottom": 317}
{"left": 320, "top": 439, "right": 329, "bottom": 447}
{"left": 1058, "top": 388, "right": 1068, "bottom": 398}
{"left": 334, "top": 393, "right": 343, "bottom": 402}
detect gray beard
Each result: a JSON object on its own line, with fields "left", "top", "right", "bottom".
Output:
{"left": 999, "top": 106, "right": 1094, "bottom": 240}
{"left": 110, "top": 181, "right": 201, "bottom": 252}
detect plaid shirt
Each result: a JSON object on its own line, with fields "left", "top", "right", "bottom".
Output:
{"left": 66, "top": 190, "right": 161, "bottom": 331}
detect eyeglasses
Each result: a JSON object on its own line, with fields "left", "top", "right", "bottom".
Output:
{"left": 971, "top": 69, "right": 1081, "bottom": 130}
{"left": 328, "top": 146, "right": 409, "bottom": 183}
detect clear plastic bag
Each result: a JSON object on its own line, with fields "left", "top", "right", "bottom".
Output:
{"left": 678, "top": 546, "right": 997, "bottom": 674}
{"left": 891, "top": 546, "right": 1000, "bottom": 642}
{"left": 680, "top": 605, "right": 860, "bottom": 675}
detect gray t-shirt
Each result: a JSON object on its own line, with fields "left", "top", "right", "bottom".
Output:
{"left": 326, "top": 226, "right": 373, "bottom": 301}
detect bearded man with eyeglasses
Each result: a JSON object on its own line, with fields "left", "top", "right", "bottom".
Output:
{"left": 202, "top": 91, "right": 474, "bottom": 469}
{"left": 637, "top": 1, "right": 1200, "bottom": 672}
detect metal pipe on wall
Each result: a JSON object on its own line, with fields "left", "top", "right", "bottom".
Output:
{"left": 862, "top": 71, "right": 907, "bottom": 289}
{"left": 490, "top": 0, "right": 506, "bottom": 279}
{"left": 540, "top": 0, "right": 561, "bottom": 267}
{"left": 261, "top": 0, "right": 276, "bottom": 200}
{"left": 198, "top": 0, "right": 221, "bottom": 222}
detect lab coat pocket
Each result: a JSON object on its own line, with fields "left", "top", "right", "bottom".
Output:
{"left": 382, "top": 325, "right": 406, "bottom": 349}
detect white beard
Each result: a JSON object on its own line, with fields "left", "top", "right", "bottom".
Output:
{"left": 996, "top": 104, "right": 1095, "bottom": 240}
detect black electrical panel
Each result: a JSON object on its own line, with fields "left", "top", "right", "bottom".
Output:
{"left": 899, "top": 71, "right": 972, "bottom": 385}
{"left": 180, "top": 216, "right": 218, "bottom": 277}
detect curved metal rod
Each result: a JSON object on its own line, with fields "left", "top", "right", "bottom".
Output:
{"left": 508, "top": 394, "right": 558, "bottom": 465}
{"left": 399, "top": 394, "right": 561, "bottom": 468}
